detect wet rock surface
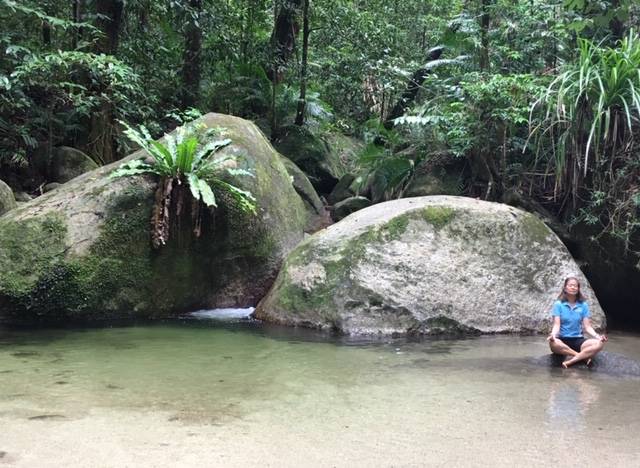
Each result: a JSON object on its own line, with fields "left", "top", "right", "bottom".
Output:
{"left": 534, "top": 351, "right": 640, "bottom": 378}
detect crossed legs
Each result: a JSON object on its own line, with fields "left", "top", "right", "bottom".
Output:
{"left": 549, "top": 338, "right": 578, "bottom": 360}
{"left": 561, "top": 339, "right": 604, "bottom": 368}
{"left": 549, "top": 338, "right": 604, "bottom": 367}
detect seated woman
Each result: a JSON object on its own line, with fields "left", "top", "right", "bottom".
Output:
{"left": 547, "top": 277, "right": 607, "bottom": 368}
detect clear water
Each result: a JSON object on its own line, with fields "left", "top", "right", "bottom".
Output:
{"left": 1, "top": 320, "right": 639, "bottom": 467}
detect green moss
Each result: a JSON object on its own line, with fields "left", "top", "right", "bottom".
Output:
{"left": 420, "top": 206, "right": 455, "bottom": 228}
{"left": 0, "top": 214, "right": 67, "bottom": 298}
{"left": 383, "top": 215, "right": 410, "bottom": 239}
{"left": 520, "top": 213, "right": 554, "bottom": 245}
{"left": 0, "top": 184, "right": 158, "bottom": 320}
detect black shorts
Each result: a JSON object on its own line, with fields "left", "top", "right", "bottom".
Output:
{"left": 560, "top": 337, "right": 586, "bottom": 352}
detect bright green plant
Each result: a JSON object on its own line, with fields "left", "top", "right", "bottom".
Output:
{"left": 350, "top": 120, "right": 417, "bottom": 202}
{"left": 531, "top": 30, "right": 640, "bottom": 255}
{"left": 111, "top": 121, "right": 256, "bottom": 248}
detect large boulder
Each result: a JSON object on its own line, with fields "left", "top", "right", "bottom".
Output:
{"left": 49, "top": 146, "right": 99, "bottom": 183}
{"left": 255, "top": 196, "right": 606, "bottom": 335}
{"left": 0, "top": 179, "right": 17, "bottom": 215}
{"left": 274, "top": 125, "right": 352, "bottom": 194}
{"left": 0, "top": 113, "right": 310, "bottom": 323}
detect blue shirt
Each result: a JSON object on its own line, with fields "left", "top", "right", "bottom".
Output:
{"left": 552, "top": 300, "right": 591, "bottom": 338}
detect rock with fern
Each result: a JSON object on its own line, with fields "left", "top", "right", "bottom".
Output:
{"left": 0, "top": 113, "right": 315, "bottom": 323}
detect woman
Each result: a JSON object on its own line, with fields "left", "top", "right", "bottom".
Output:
{"left": 547, "top": 277, "right": 607, "bottom": 368}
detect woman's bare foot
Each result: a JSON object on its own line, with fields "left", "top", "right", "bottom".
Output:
{"left": 586, "top": 358, "right": 593, "bottom": 367}
{"left": 562, "top": 359, "right": 571, "bottom": 369}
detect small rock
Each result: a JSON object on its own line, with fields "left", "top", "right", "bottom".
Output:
{"left": 43, "top": 182, "right": 63, "bottom": 193}
{"left": 331, "top": 196, "right": 372, "bottom": 221}
{"left": 0, "top": 179, "right": 17, "bottom": 215}
{"left": 14, "top": 191, "right": 33, "bottom": 202}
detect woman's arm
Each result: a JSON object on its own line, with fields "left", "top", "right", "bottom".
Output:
{"left": 548, "top": 316, "right": 561, "bottom": 341}
{"left": 582, "top": 318, "right": 607, "bottom": 342}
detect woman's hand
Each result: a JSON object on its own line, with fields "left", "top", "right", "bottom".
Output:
{"left": 597, "top": 334, "right": 608, "bottom": 342}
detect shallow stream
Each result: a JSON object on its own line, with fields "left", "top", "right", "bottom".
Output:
{"left": 1, "top": 316, "right": 639, "bottom": 467}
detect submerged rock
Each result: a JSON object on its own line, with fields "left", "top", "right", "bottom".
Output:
{"left": 535, "top": 352, "right": 640, "bottom": 378}
{"left": 0, "top": 113, "right": 311, "bottom": 323}
{"left": 255, "top": 196, "right": 606, "bottom": 335}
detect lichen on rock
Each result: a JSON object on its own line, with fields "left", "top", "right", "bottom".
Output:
{"left": 255, "top": 196, "right": 606, "bottom": 336}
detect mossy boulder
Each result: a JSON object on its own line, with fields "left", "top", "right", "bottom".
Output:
{"left": 331, "top": 196, "right": 372, "bottom": 221}
{"left": 278, "top": 156, "right": 324, "bottom": 217}
{"left": 274, "top": 125, "right": 351, "bottom": 194}
{"left": 255, "top": 196, "right": 606, "bottom": 335}
{"left": 327, "top": 174, "right": 356, "bottom": 205}
{"left": 0, "top": 179, "right": 16, "bottom": 215}
{"left": 0, "top": 113, "right": 309, "bottom": 324}
{"left": 49, "top": 146, "right": 99, "bottom": 183}
{"left": 405, "top": 171, "right": 462, "bottom": 197}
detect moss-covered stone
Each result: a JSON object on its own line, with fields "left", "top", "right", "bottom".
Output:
{"left": 0, "top": 179, "right": 16, "bottom": 215}
{"left": 0, "top": 113, "right": 311, "bottom": 323}
{"left": 421, "top": 206, "right": 455, "bottom": 229}
{"left": 274, "top": 125, "right": 350, "bottom": 194}
{"left": 383, "top": 214, "right": 410, "bottom": 239}
{"left": 0, "top": 214, "right": 67, "bottom": 299}
{"left": 256, "top": 196, "right": 606, "bottom": 335}
{"left": 50, "top": 146, "right": 99, "bottom": 183}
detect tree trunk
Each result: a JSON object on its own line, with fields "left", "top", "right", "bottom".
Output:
{"left": 608, "top": 0, "right": 625, "bottom": 44}
{"left": 270, "top": 0, "right": 303, "bottom": 83}
{"left": 383, "top": 47, "right": 443, "bottom": 130}
{"left": 42, "top": 20, "right": 52, "bottom": 47}
{"left": 270, "top": 0, "right": 279, "bottom": 139}
{"left": 95, "top": 0, "right": 124, "bottom": 55}
{"left": 294, "top": 0, "right": 310, "bottom": 126}
{"left": 479, "top": 0, "right": 490, "bottom": 71}
{"left": 181, "top": 0, "right": 203, "bottom": 109}
{"left": 241, "top": 0, "right": 256, "bottom": 64}
{"left": 71, "top": 0, "right": 82, "bottom": 49}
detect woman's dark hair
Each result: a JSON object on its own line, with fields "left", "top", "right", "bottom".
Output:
{"left": 557, "top": 276, "right": 585, "bottom": 302}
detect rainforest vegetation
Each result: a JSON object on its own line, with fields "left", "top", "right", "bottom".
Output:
{"left": 1, "top": 0, "right": 639, "bottom": 322}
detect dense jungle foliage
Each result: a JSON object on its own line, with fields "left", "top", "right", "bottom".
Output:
{"left": 1, "top": 0, "right": 639, "bottom": 317}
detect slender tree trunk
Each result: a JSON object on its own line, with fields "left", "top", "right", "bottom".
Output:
{"left": 42, "top": 20, "right": 52, "bottom": 47}
{"left": 241, "top": 0, "right": 255, "bottom": 64}
{"left": 181, "top": 0, "right": 203, "bottom": 109}
{"left": 270, "top": 0, "right": 303, "bottom": 83}
{"left": 609, "top": 0, "right": 625, "bottom": 44}
{"left": 294, "top": 0, "right": 310, "bottom": 126}
{"left": 479, "top": 0, "right": 490, "bottom": 71}
{"left": 71, "top": 0, "right": 82, "bottom": 49}
{"left": 270, "top": 0, "right": 279, "bottom": 139}
{"left": 383, "top": 47, "right": 443, "bottom": 130}
{"left": 88, "top": 1, "right": 124, "bottom": 164}
{"left": 95, "top": 0, "right": 124, "bottom": 54}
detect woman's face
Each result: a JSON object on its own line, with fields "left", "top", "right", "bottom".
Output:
{"left": 564, "top": 279, "right": 580, "bottom": 297}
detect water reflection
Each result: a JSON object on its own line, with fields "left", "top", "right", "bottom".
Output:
{"left": 546, "top": 374, "right": 601, "bottom": 430}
